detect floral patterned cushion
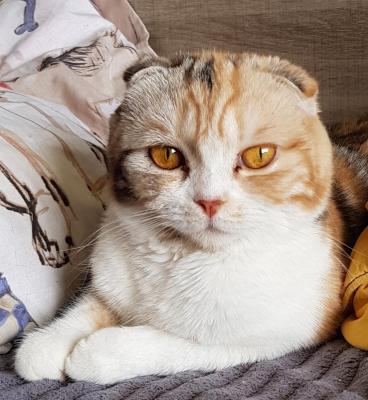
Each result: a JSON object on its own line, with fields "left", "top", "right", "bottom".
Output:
{"left": 0, "top": 89, "right": 108, "bottom": 352}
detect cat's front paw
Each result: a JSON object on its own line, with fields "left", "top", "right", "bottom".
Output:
{"left": 65, "top": 326, "right": 166, "bottom": 384}
{"left": 15, "top": 329, "right": 72, "bottom": 381}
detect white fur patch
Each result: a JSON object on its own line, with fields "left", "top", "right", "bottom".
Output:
{"left": 297, "top": 97, "right": 319, "bottom": 115}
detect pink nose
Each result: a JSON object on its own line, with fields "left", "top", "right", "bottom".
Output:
{"left": 195, "top": 199, "right": 224, "bottom": 218}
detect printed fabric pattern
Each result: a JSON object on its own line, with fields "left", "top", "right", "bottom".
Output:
{"left": 0, "top": 89, "right": 108, "bottom": 352}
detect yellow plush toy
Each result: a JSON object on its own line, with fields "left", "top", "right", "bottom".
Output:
{"left": 341, "top": 203, "right": 368, "bottom": 350}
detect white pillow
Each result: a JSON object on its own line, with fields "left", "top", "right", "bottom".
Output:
{"left": 0, "top": 89, "right": 108, "bottom": 352}
{"left": 0, "top": 0, "right": 118, "bottom": 81}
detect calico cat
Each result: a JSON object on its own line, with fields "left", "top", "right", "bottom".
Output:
{"left": 15, "top": 52, "right": 368, "bottom": 384}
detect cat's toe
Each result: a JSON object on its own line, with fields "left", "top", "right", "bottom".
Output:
{"left": 65, "top": 336, "right": 108, "bottom": 383}
{"left": 65, "top": 334, "right": 123, "bottom": 384}
{"left": 64, "top": 337, "right": 91, "bottom": 381}
{"left": 15, "top": 330, "right": 70, "bottom": 381}
{"left": 65, "top": 328, "right": 154, "bottom": 384}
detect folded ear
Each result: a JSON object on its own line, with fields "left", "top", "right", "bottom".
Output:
{"left": 124, "top": 54, "right": 171, "bottom": 83}
{"left": 256, "top": 56, "right": 319, "bottom": 98}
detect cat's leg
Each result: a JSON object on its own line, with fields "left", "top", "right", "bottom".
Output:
{"left": 65, "top": 325, "right": 272, "bottom": 384}
{"left": 15, "top": 294, "right": 116, "bottom": 381}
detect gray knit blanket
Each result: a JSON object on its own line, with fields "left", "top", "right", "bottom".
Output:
{"left": 0, "top": 338, "right": 367, "bottom": 399}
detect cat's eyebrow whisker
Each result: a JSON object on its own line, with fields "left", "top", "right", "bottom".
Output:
{"left": 65, "top": 221, "right": 121, "bottom": 253}
{"left": 268, "top": 220, "right": 357, "bottom": 267}
{"left": 66, "top": 239, "right": 100, "bottom": 254}
{"left": 128, "top": 209, "right": 160, "bottom": 218}
{"left": 331, "top": 254, "right": 354, "bottom": 279}
{"left": 119, "top": 217, "right": 168, "bottom": 230}
{"left": 67, "top": 225, "right": 122, "bottom": 255}
{"left": 257, "top": 178, "right": 364, "bottom": 260}
{"left": 132, "top": 215, "right": 166, "bottom": 224}
{"left": 327, "top": 235, "right": 367, "bottom": 260}
{"left": 57, "top": 253, "right": 94, "bottom": 295}
{"left": 226, "top": 209, "right": 360, "bottom": 264}
{"left": 322, "top": 235, "right": 359, "bottom": 261}
{"left": 257, "top": 223, "right": 355, "bottom": 279}
{"left": 303, "top": 176, "right": 366, "bottom": 255}
{"left": 315, "top": 233, "right": 359, "bottom": 263}
{"left": 281, "top": 223, "right": 353, "bottom": 277}
{"left": 100, "top": 219, "right": 173, "bottom": 241}
{"left": 305, "top": 218, "right": 365, "bottom": 260}
{"left": 62, "top": 265, "right": 90, "bottom": 293}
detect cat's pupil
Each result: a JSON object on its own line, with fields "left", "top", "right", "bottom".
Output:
{"left": 165, "top": 148, "right": 171, "bottom": 160}
{"left": 259, "top": 147, "right": 263, "bottom": 160}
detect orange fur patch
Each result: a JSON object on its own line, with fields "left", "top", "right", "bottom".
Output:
{"left": 217, "top": 60, "right": 240, "bottom": 138}
{"left": 90, "top": 295, "right": 119, "bottom": 330}
{"left": 314, "top": 200, "right": 345, "bottom": 342}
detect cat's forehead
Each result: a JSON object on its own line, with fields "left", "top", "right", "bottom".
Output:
{"left": 162, "top": 54, "right": 306, "bottom": 146}
{"left": 115, "top": 52, "right": 318, "bottom": 151}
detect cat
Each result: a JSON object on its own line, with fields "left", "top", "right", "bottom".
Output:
{"left": 15, "top": 52, "right": 368, "bottom": 384}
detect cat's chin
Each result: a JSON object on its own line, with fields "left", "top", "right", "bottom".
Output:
{"left": 152, "top": 224, "right": 233, "bottom": 251}
{"left": 188, "top": 228, "right": 234, "bottom": 251}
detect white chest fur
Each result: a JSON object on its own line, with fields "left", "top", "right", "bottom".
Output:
{"left": 92, "top": 207, "right": 334, "bottom": 350}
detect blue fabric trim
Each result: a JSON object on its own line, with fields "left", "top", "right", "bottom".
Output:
{"left": 15, "top": 0, "right": 39, "bottom": 35}
{"left": 0, "top": 309, "right": 10, "bottom": 328}
{"left": 0, "top": 276, "right": 11, "bottom": 297}
{"left": 0, "top": 275, "right": 36, "bottom": 340}
{"left": 12, "top": 303, "right": 31, "bottom": 331}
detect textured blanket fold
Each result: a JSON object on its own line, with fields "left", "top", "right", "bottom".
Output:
{"left": 1, "top": 338, "right": 367, "bottom": 399}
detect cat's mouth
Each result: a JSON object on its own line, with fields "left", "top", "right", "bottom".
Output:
{"left": 206, "top": 226, "right": 225, "bottom": 234}
{"left": 189, "top": 222, "right": 233, "bottom": 250}
{"left": 205, "top": 220, "right": 227, "bottom": 234}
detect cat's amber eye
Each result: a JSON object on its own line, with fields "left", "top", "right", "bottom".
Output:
{"left": 241, "top": 144, "right": 277, "bottom": 169}
{"left": 149, "top": 146, "right": 184, "bottom": 170}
